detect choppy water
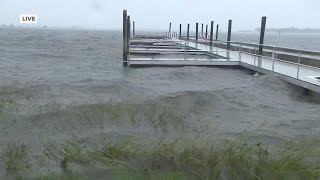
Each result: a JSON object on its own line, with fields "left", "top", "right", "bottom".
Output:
{"left": 0, "top": 27, "right": 320, "bottom": 177}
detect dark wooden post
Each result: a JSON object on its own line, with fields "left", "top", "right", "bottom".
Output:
{"left": 201, "top": 23, "right": 204, "bottom": 37}
{"left": 179, "top": 24, "right": 182, "bottom": 39}
{"left": 169, "top": 23, "right": 172, "bottom": 37}
{"left": 227, "top": 20, "right": 232, "bottom": 50}
{"left": 196, "top": 23, "right": 199, "bottom": 41}
{"left": 133, "top": 21, "right": 135, "bottom": 36}
{"left": 258, "top": 16, "right": 267, "bottom": 55}
{"left": 205, "top": 25, "right": 208, "bottom": 39}
{"left": 123, "top": 10, "right": 128, "bottom": 66}
{"left": 215, "top": 24, "right": 219, "bottom": 40}
{"left": 210, "top": 21, "right": 214, "bottom": 45}
{"left": 187, "top": 24, "right": 190, "bottom": 40}
{"left": 127, "top": 16, "right": 131, "bottom": 40}
{"left": 126, "top": 16, "right": 131, "bottom": 66}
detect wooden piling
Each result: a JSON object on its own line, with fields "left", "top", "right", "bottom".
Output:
{"left": 215, "top": 24, "right": 219, "bottom": 40}
{"left": 169, "top": 23, "right": 172, "bottom": 37}
{"left": 196, "top": 23, "right": 199, "bottom": 41}
{"left": 201, "top": 23, "right": 204, "bottom": 37}
{"left": 210, "top": 21, "right": 214, "bottom": 45}
{"left": 258, "top": 16, "right": 267, "bottom": 55}
{"left": 179, "top": 24, "right": 182, "bottom": 39}
{"left": 123, "top": 10, "right": 128, "bottom": 66}
{"left": 127, "top": 16, "right": 131, "bottom": 40}
{"left": 227, "top": 20, "right": 232, "bottom": 50}
{"left": 205, "top": 25, "right": 208, "bottom": 39}
{"left": 127, "top": 16, "right": 131, "bottom": 66}
{"left": 187, "top": 24, "right": 190, "bottom": 40}
{"left": 133, "top": 21, "right": 135, "bottom": 36}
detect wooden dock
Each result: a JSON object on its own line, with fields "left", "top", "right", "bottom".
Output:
{"left": 122, "top": 10, "right": 320, "bottom": 94}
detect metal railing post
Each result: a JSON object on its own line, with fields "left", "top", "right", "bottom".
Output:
{"left": 239, "top": 42, "right": 242, "bottom": 61}
{"left": 184, "top": 42, "right": 187, "bottom": 60}
{"left": 211, "top": 41, "right": 214, "bottom": 61}
{"left": 297, "top": 50, "right": 301, "bottom": 79}
{"left": 157, "top": 41, "right": 159, "bottom": 60}
{"left": 128, "top": 41, "right": 130, "bottom": 64}
{"left": 272, "top": 46, "right": 276, "bottom": 71}
{"left": 213, "top": 41, "right": 215, "bottom": 61}
{"left": 254, "top": 48, "right": 257, "bottom": 66}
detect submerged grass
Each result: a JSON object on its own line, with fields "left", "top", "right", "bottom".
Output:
{"left": 28, "top": 102, "right": 190, "bottom": 136}
{"left": 0, "top": 89, "right": 17, "bottom": 114}
{"left": 128, "top": 104, "right": 189, "bottom": 132}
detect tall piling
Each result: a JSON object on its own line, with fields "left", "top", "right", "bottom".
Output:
{"left": 215, "top": 24, "right": 219, "bottom": 40}
{"left": 169, "top": 23, "right": 172, "bottom": 37}
{"left": 227, "top": 20, "right": 232, "bottom": 50}
{"left": 196, "top": 23, "right": 199, "bottom": 41}
{"left": 127, "top": 16, "right": 131, "bottom": 40}
{"left": 123, "top": 10, "right": 128, "bottom": 66}
{"left": 179, "top": 24, "right": 182, "bottom": 39}
{"left": 187, "top": 24, "right": 190, "bottom": 40}
{"left": 201, "top": 23, "right": 204, "bottom": 37}
{"left": 127, "top": 16, "right": 131, "bottom": 66}
{"left": 210, "top": 21, "right": 214, "bottom": 45}
{"left": 258, "top": 16, "right": 267, "bottom": 55}
{"left": 205, "top": 25, "right": 208, "bottom": 39}
{"left": 133, "top": 21, "right": 135, "bottom": 36}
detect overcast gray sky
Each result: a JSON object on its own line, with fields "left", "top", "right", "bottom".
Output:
{"left": 0, "top": 0, "right": 319, "bottom": 31}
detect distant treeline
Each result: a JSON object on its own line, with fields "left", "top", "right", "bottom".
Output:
{"left": 254, "top": 27, "right": 320, "bottom": 33}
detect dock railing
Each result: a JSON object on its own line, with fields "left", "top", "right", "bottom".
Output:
{"left": 188, "top": 39, "right": 320, "bottom": 79}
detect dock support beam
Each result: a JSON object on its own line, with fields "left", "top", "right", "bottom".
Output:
{"left": 215, "top": 24, "right": 219, "bottom": 40}
{"left": 210, "top": 21, "right": 214, "bottom": 45}
{"left": 205, "top": 25, "right": 208, "bottom": 39}
{"left": 133, "top": 21, "right": 135, "bottom": 36}
{"left": 196, "top": 23, "right": 199, "bottom": 41}
{"left": 227, "top": 20, "right": 232, "bottom": 50}
{"left": 179, "top": 24, "right": 182, "bottom": 39}
{"left": 187, "top": 24, "right": 190, "bottom": 40}
{"left": 123, "top": 10, "right": 128, "bottom": 66}
{"left": 258, "top": 16, "right": 267, "bottom": 55}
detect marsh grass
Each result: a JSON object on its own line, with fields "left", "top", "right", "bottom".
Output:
{"left": 0, "top": 89, "right": 17, "bottom": 114}
{"left": 128, "top": 104, "right": 189, "bottom": 132}
{"left": 1, "top": 142, "right": 31, "bottom": 175}
{"left": 112, "top": 170, "right": 189, "bottom": 180}
{"left": 13, "top": 137, "right": 315, "bottom": 180}
{"left": 60, "top": 142, "right": 87, "bottom": 170}
{"left": 19, "top": 172, "right": 86, "bottom": 180}
{"left": 1, "top": 97, "right": 319, "bottom": 179}
{"left": 30, "top": 102, "right": 190, "bottom": 135}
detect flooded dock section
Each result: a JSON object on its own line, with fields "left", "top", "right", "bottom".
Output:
{"left": 123, "top": 10, "right": 320, "bottom": 94}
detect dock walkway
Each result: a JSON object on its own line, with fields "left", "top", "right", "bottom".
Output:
{"left": 128, "top": 37, "right": 320, "bottom": 93}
